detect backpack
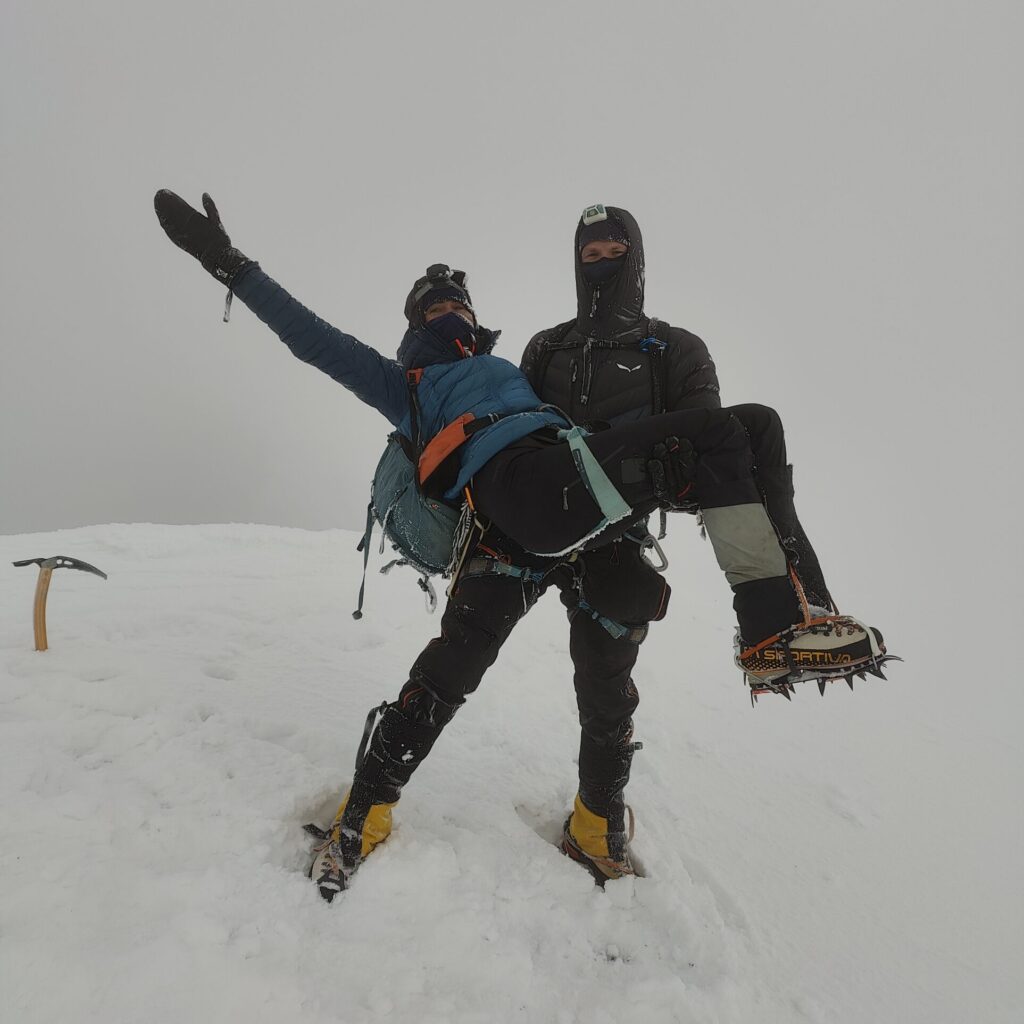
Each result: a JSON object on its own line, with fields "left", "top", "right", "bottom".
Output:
{"left": 372, "top": 434, "right": 464, "bottom": 571}
{"left": 352, "top": 370, "right": 498, "bottom": 618}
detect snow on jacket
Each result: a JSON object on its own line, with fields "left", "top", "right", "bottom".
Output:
{"left": 520, "top": 206, "right": 721, "bottom": 424}
{"left": 232, "top": 266, "right": 568, "bottom": 499}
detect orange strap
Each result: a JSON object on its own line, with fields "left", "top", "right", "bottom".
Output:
{"left": 739, "top": 614, "right": 836, "bottom": 660}
{"left": 418, "top": 413, "right": 475, "bottom": 484}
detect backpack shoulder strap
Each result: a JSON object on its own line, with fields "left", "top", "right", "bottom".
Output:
{"left": 533, "top": 319, "right": 577, "bottom": 392}
{"left": 648, "top": 316, "right": 672, "bottom": 344}
{"left": 641, "top": 317, "right": 673, "bottom": 541}
{"left": 550, "top": 319, "right": 576, "bottom": 345}
{"left": 640, "top": 317, "right": 672, "bottom": 415}
{"left": 406, "top": 369, "right": 424, "bottom": 458}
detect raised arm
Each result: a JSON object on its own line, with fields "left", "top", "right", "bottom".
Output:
{"left": 154, "top": 190, "right": 407, "bottom": 426}
{"left": 230, "top": 266, "right": 406, "bottom": 424}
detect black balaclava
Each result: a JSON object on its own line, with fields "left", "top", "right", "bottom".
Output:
{"left": 578, "top": 210, "right": 631, "bottom": 249}
{"left": 579, "top": 210, "right": 631, "bottom": 285}
{"left": 426, "top": 309, "right": 477, "bottom": 354}
{"left": 574, "top": 205, "right": 646, "bottom": 340}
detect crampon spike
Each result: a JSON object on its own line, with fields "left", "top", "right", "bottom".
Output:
{"left": 746, "top": 649, "right": 899, "bottom": 706}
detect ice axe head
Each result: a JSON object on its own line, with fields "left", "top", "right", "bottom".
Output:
{"left": 13, "top": 556, "right": 107, "bottom": 579}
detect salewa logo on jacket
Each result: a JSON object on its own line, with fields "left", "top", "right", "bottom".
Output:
{"left": 616, "top": 363, "right": 642, "bottom": 373}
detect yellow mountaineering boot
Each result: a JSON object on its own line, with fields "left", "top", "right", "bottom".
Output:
{"left": 560, "top": 793, "right": 636, "bottom": 885}
{"left": 309, "top": 789, "right": 397, "bottom": 902}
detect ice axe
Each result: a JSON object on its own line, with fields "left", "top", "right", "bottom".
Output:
{"left": 12, "top": 556, "right": 107, "bottom": 651}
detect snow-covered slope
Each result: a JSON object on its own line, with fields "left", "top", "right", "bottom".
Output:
{"left": 1, "top": 525, "right": 1018, "bottom": 1023}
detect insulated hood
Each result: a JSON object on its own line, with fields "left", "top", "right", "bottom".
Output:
{"left": 574, "top": 206, "right": 646, "bottom": 338}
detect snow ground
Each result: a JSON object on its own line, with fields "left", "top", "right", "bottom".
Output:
{"left": 1, "top": 524, "right": 1019, "bottom": 1024}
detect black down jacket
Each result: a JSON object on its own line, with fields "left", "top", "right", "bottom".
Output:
{"left": 520, "top": 206, "right": 721, "bottom": 425}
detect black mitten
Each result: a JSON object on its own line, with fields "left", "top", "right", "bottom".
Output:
{"left": 647, "top": 436, "right": 695, "bottom": 506}
{"left": 154, "top": 190, "right": 253, "bottom": 285}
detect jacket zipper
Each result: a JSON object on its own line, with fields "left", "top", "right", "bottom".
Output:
{"left": 579, "top": 338, "right": 594, "bottom": 407}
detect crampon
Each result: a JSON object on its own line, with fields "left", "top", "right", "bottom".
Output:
{"left": 736, "top": 613, "right": 901, "bottom": 705}
{"left": 303, "top": 822, "right": 357, "bottom": 903}
{"left": 560, "top": 805, "right": 637, "bottom": 887}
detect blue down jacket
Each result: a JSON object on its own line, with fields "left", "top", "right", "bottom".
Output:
{"left": 232, "top": 266, "right": 568, "bottom": 499}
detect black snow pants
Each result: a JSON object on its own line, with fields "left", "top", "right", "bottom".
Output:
{"left": 341, "top": 404, "right": 831, "bottom": 857}
{"left": 345, "top": 528, "right": 669, "bottom": 854}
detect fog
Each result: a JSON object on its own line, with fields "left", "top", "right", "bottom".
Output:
{"left": 3, "top": 2, "right": 1022, "bottom": 691}
{"left": 3, "top": 6, "right": 1023, "bottom": 1014}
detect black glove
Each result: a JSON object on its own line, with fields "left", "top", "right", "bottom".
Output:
{"left": 647, "top": 436, "right": 695, "bottom": 507}
{"left": 154, "top": 190, "right": 253, "bottom": 286}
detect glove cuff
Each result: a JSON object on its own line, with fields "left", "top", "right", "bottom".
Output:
{"left": 200, "top": 246, "right": 253, "bottom": 287}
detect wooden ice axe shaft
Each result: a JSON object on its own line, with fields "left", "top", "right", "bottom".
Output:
{"left": 12, "top": 556, "right": 108, "bottom": 652}
{"left": 32, "top": 565, "right": 54, "bottom": 651}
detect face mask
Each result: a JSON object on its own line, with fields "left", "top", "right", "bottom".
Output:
{"left": 426, "top": 311, "right": 477, "bottom": 355}
{"left": 581, "top": 254, "right": 626, "bottom": 285}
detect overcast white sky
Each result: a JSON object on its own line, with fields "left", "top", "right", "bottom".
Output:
{"left": 3, "top": 6, "right": 1022, "bottom": 1000}
{"left": 2, "top": 0, "right": 1021, "bottom": 638}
